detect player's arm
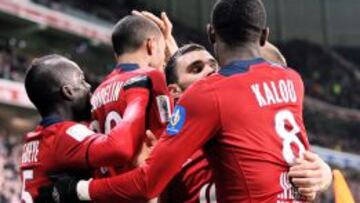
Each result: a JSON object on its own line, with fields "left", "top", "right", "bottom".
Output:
{"left": 85, "top": 81, "right": 220, "bottom": 202}
{"left": 56, "top": 77, "right": 151, "bottom": 168}
{"left": 48, "top": 81, "right": 220, "bottom": 202}
{"left": 86, "top": 76, "right": 151, "bottom": 167}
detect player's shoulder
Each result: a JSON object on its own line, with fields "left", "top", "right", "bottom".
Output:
{"left": 192, "top": 73, "right": 225, "bottom": 90}
{"left": 138, "top": 68, "right": 165, "bottom": 80}
{"left": 276, "top": 64, "right": 304, "bottom": 84}
{"left": 96, "top": 70, "right": 122, "bottom": 90}
{"left": 123, "top": 68, "right": 163, "bottom": 90}
{"left": 136, "top": 68, "right": 168, "bottom": 90}
{"left": 182, "top": 75, "right": 220, "bottom": 99}
{"left": 63, "top": 122, "right": 95, "bottom": 142}
{"left": 286, "top": 66, "right": 303, "bottom": 80}
{"left": 260, "top": 61, "right": 304, "bottom": 82}
{"left": 48, "top": 121, "right": 95, "bottom": 142}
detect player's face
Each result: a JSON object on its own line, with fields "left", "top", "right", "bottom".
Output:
{"left": 176, "top": 50, "right": 218, "bottom": 90}
{"left": 66, "top": 62, "right": 92, "bottom": 121}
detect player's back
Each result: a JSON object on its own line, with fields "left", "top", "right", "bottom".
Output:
{"left": 203, "top": 58, "right": 310, "bottom": 202}
{"left": 91, "top": 64, "right": 171, "bottom": 137}
{"left": 20, "top": 118, "right": 94, "bottom": 202}
{"left": 91, "top": 64, "right": 171, "bottom": 176}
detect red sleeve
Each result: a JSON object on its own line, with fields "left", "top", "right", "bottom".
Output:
{"left": 88, "top": 81, "right": 221, "bottom": 201}
{"left": 55, "top": 88, "right": 150, "bottom": 169}
{"left": 53, "top": 122, "right": 98, "bottom": 170}
{"left": 87, "top": 87, "right": 150, "bottom": 167}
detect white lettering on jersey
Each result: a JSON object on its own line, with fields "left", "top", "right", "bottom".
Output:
{"left": 66, "top": 124, "right": 94, "bottom": 142}
{"left": 21, "top": 140, "right": 39, "bottom": 164}
{"left": 251, "top": 80, "right": 297, "bottom": 107}
{"left": 91, "top": 81, "right": 123, "bottom": 110}
{"left": 251, "top": 84, "right": 267, "bottom": 107}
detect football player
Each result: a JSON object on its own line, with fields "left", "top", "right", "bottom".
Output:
{"left": 161, "top": 42, "right": 331, "bottom": 202}
{"left": 72, "top": 1, "right": 322, "bottom": 202}
{"left": 44, "top": 1, "right": 333, "bottom": 201}
{"left": 20, "top": 55, "right": 151, "bottom": 202}
{"left": 90, "top": 15, "right": 173, "bottom": 177}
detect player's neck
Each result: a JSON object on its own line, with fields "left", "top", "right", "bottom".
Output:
{"left": 218, "top": 44, "right": 262, "bottom": 67}
{"left": 42, "top": 106, "right": 75, "bottom": 122}
{"left": 116, "top": 52, "right": 149, "bottom": 68}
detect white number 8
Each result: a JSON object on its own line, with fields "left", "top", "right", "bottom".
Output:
{"left": 275, "top": 110, "right": 305, "bottom": 165}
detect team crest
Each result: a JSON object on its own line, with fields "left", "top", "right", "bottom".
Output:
{"left": 166, "top": 105, "right": 186, "bottom": 136}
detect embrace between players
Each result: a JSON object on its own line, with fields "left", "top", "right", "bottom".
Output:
{"left": 20, "top": 0, "right": 333, "bottom": 202}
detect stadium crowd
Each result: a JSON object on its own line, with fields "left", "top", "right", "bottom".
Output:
{"left": 281, "top": 40, "right": 360, "bottom": 109}
{"left": 0, "top": 129, "right": 22, "bottom": 203}
{"left": 0, "top": 38, "right": 28, "bottom": 82}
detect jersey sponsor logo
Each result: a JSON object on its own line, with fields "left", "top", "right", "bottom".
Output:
{"left": 166, "top": 105, "right": 186, "bottom": 136}
{"left": 66, "top": 124, "right": 95, "bottom": 142}
{"left": 156, "top": 95, "right": 171, "bottom": 123}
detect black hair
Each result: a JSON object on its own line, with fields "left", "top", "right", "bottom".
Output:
{"left": 25, "top": 54, "right": 71, "bottom": 115}
{"left": 112, "top": 15, "right": 162, "bottom": 56}
{"left": 165, "top": 43, "right": 206, "bottom": 84}
{"left": 211, "top": 0, "right": 267, "bottom": 46}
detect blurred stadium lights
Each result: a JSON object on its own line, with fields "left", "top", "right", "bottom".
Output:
{"left": 0, "top": 0, "right": 111, "bottom": 45}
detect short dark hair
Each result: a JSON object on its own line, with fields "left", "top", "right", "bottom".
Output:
{"left": 25, "top": 54, "right": 69, "bottom": 115}
{"left": 165, "top": 43, "right": 206, "bottom": 84}
{"left": 112, "top": 15, "right": 162, "bottom": 56}
{"left": 211, "top": 0, "right": 267, "bottom": 46}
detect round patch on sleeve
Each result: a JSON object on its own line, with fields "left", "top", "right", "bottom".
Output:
{"left": 166, "top": 105, "right": 186, "bottom": 136}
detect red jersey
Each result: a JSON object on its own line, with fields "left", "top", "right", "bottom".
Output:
{"left": 160, "top": 150, "right": 213, "bottom": 203}
{"left": 90, "top": 64, "right": 171, "bottom": 176}
{"left": 19, "top": 114, "right": 145, "bottom": 202}
{"left": 88, "top": 58, "right": 310, "bottom": 202}
{"left": 91, "top": 63, "right": 171, "bottom": 137}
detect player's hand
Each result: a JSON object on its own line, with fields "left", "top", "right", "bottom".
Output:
{"left": 38, "top": 174, "right": 81, "bottom": 203}
{"left": 132, "top": 10, "right": 179, "bottom": 60}
{"left": 133, "top": 130, "right": 158, "bottom": 167}
{"left": 145, "top": 129, "right": 157, "bottom": 149}
{"left": 288, "top": 151, "right": 332, "bottom": 200}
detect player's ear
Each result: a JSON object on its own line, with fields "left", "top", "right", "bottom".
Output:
{"left": 168, "top": 83, "right": 182, "bottom": 101}
{"left": 207, "top": 24, "right": 216, "bottom": 45}
{"left": 260, "top": 27, "right": 269, "bottom": 47}
{"left": 61, "top": 85, "right": 75, "bottom": 101}
{"left": 146, "top": 38, "right": 155, "bottom": 56}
